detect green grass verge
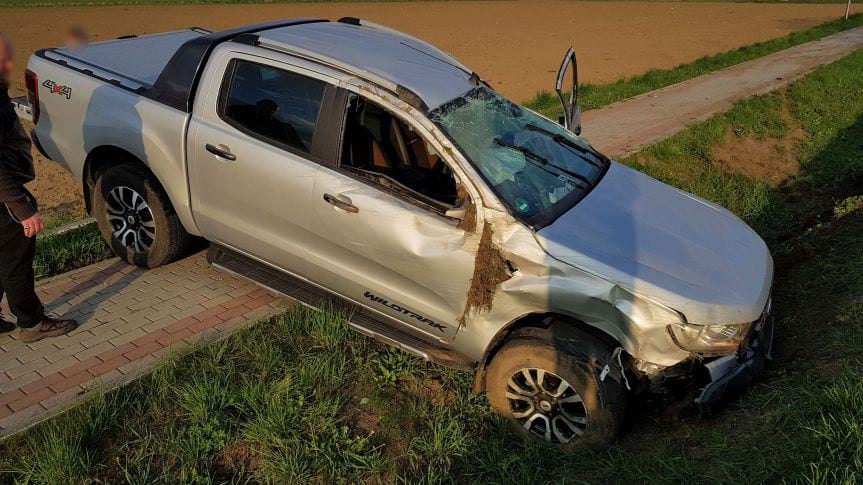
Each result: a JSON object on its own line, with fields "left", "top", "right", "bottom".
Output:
{"left": 34, "top": 224, "right": 111, "bottom": 280}
{"left": 526, "top": 13, "right": 863, "bottom": 119}
{"left": 3, "top": 46, "right": 863, "bottom": 483}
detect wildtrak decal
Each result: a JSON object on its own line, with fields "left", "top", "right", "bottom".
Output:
{"left": 363, "top": 291, "right": 447, "bottom": 333}
{"left": 42, "top": 80, "right": 72, "bottom": 100}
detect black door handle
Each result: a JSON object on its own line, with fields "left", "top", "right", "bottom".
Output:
{"left": 323, "top": 193, "right": 359, "bottom": 213}
{"left": 205, "top": 144, "right": 236, "bottom": 161}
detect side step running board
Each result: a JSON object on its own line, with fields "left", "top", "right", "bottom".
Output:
{"left": 207, "top": 244, "right": 474, "bottom": 369}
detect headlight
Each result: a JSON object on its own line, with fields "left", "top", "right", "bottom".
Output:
{"left": 667, "top": 322, "right": 752, "bottom": 355}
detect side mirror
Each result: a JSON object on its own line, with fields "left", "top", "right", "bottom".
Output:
{"left": 555, "top": 47, "right": 582, "bottom": 135}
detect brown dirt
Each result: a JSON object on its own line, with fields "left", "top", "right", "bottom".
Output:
{"left": 712, "top": 134, "right": 801, "bottom": 186}
{"left": 0, "top": 1, "right": 844, "bottom": 216}
{"left": 710, "top": 96, "right": 805, "bottom": 187}
{"left": 214, "top": 440, "right": 260, "bottom": 473}
{"left": 354, "top": 409, "right": 382, "bottom": 433}
{"left": 406, "top": 377, "right": 456, "bottom": 407}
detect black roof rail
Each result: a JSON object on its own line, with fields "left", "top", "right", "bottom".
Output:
{"left": 337, "top": 17, "right": 362, "bottom": 25}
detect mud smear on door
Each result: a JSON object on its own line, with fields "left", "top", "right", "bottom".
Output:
{"left": 460, "top": 222, "right": 510, "bottom": 325}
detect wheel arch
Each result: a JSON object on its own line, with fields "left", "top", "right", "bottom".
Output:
{"left": 83, "top": 146, "right": 166, "bottom": 214}
{"left": 472, "top": 312, "right": 622, "bottom": 393}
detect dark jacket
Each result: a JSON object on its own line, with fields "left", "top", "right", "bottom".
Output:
{"left": 0, "top": 82, "right": 37, "bottom": 222}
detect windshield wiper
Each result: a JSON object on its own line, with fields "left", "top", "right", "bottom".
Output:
{"left": 525, "top": 123, "right": 608, "bottom": 168}
{"left": 493, "top": 137, "right": 590, "bottom": 186}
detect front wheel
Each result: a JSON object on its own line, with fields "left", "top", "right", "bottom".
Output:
{"left": 485, "top": 326, "right": 626, "bottom": 448}
{"left": 93, "top": 163, "right": 191, "bottom": 268}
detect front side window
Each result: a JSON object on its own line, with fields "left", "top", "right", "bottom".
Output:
{"left": 220, "top": 59, "right": 326, "bottom": 152}
{"left": 430, "top": 87, "right": 609, "bottom": 227}
{"left": 340, "top": 94, "right": 458, "bottom": 210}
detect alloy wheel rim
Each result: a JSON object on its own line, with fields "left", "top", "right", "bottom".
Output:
{"left": 505, "top": 367, "right": 588, "bottom": 443}
{"left": 106, "top": 186, "right": 155, "bottom": 253}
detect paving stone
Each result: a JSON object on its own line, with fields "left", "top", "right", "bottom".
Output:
{"left": 123, "top": 340, "right": 164, "bottom": 361}
{"left": 5, "top": 357, "right": 50, "bottom": 379}
{"left": 50, "top": 370, "right": 94, "bottom": 394}
{"left": 71, "top": 341, "right": 115, "bottom": 362}
{"left": 42, "top": 342, "right": 87, "bottom": 364}
{"left": 0, "top": 389, "right": 25, "bottom": 407}
{"left": 8, "top": 386, "right": 55, "bottom": 412}
{"left": 37, "top": 356, "right": 82, "bottom": 378}
{"left": 0, "top": 371, "right": 42, "bottom": 394}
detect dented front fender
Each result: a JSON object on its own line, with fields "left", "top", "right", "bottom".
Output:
{"left": 452, "top": 214, "right": 690, "bottom": 367}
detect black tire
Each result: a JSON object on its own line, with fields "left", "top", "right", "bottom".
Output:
{"left": 93, "top": 163, "right": 191, "bottom": 268}
{"left": 485, "top": 325, "right": 626, "bottom": 449}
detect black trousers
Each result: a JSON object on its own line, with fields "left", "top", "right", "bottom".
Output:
{"left": 0, "top": 206, "right": 43, "bottom": 328}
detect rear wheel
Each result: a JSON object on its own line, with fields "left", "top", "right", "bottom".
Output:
{"left": 93, "top": 163, "right": 191, "bottom": 268}
{"left": 485, "top": 326, "right": 626, "bottom": 448}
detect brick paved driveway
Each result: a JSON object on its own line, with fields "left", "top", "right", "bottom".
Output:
{"left": 0, "top": 253, "right": 288, "bottom": 437}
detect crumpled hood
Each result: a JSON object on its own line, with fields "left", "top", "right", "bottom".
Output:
{"left": 536, "top": 162, "right": 773, "bottom": 325}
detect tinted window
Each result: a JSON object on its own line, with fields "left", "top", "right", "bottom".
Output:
{"left": 221, "top": 60, "right": 326, "bottom": 152}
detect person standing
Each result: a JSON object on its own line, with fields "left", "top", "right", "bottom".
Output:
{"left": 0, "top": 34, "right": 77, "bottom": 342}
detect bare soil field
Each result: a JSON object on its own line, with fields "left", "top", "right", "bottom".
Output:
{"left": 0, "top": 0, "right": 844, "bottom": 219}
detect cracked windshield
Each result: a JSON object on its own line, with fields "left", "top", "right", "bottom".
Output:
{"left": 430, "top": 87, "right": 608, "bottom": 222}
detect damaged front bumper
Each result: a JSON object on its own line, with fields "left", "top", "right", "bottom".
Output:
{"left": 694, "top": 309, "right": 774, "bottom": 414}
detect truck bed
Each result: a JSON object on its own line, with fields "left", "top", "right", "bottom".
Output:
{"left": 42, "top": 29, "right": 208, "bottom": 89}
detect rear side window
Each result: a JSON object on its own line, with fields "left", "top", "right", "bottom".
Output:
{"left": 220, "top": 59, "right": 326, "bottom": 153}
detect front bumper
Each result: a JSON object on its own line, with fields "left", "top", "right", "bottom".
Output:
{"left": 694, "top": 309, "right": 774, "bottom": 414}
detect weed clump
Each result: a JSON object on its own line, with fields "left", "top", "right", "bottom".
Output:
{"left": 455, "top": 184, "right": 477, "bottom": 233}
{"left": 460, "top": 222, "right": 510, "bottom": 325}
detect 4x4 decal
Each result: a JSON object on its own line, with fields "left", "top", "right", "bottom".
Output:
{"left": 363, "top": 291, "right": 447, "bottom": 333}
{"left": 42, "top": 80, "right": 72, "bottom": 100}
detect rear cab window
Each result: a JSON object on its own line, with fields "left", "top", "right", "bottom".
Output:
{"left": 219, "top": 59, "right": 327, "bottom": 153}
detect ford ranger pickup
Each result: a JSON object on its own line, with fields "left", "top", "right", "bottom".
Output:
{"left": 23, "top": 18, "right": 773, "bottom": 447}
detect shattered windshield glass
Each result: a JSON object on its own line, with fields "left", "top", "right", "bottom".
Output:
{"left": 429, "top": 87, "right": 609, "bottom": 225}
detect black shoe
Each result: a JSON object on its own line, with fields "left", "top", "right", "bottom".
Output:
{"left": 18, "top": 316, "right": 78, "bottom": 343}
{"left": 0, "top": 317, "right": 14, "bottom": 334}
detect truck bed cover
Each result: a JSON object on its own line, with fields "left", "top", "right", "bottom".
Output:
{"left": 43, "top": 29, "right": 208, "bottom": 89}
{"left": 37, "top": 19, "right": 326, "bottom": 112}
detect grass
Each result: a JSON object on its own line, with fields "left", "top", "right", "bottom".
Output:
{"left": 34, "top": 224, "right": 111, "bottom": 280}
{"left": 2, "top": 45, "right": 863, "bottom": 483}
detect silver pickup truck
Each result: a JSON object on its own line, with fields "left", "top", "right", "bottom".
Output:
{"left": 24, "top": 18, "right": 773, "bottom": 447}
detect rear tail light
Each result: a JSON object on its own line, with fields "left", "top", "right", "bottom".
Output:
{"left": 24, "top": 69, "right": 40, "bottom": 125}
